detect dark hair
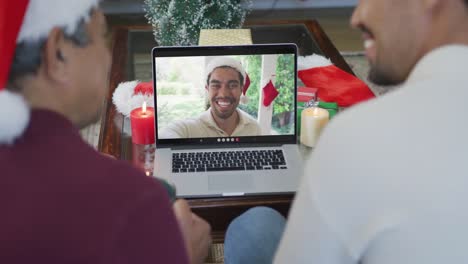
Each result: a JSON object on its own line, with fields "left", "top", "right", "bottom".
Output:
{"left": 466, "top": 0, "right": 468, "bottom": 6}
{"left": 206, "top": 66, "right": 244, "bottom": 88}
{"left": 8, "top": 12, "right": 92, "bottom": 89}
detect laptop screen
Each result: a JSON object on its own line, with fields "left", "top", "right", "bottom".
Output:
{"left": 152, "top": 44, "right": 297, "bottom": 147}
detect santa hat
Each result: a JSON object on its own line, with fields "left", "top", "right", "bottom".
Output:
{"left": 0, "top": 0, "right": 100, "bottom": 145}
{"left": 205, "top": 57, "right": 251, "bottom": 104}
{"left": 298, "top": 54, "right": 375, "bottom": 107}
{"left": 113, "top": 81, "right": 155, "bottom": 117}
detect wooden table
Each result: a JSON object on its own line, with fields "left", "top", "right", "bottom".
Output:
{"left": 98, "top": 20, "right": 353, "bottom": 242}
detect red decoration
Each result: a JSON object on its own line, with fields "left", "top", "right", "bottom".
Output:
{"left": 130, "top": 103, "right": 155, "bottom": 145}
{"left": 298, "top": 65, "right": 375, "bottom": 107}
{"left": 243, "top": 74, "right": 251, "bottom": 95}
{"left": 297, "top": 86, "right": 318, "bottom": 103}
{"left": 133, "top": 82, "right": 154, "bottom": 96}
{"left": 262, "top": 80, "right": 279, "bottom": 107}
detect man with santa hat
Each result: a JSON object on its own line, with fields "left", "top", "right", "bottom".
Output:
{"left": 0, "top": 1, "right": 210, "bottom": 263}
{"left": 160, "top": 57, "right": 261, "bottom": 139}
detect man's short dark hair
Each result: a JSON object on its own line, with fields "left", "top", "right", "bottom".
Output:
{"left": 8, "top": 11, "right": 93, "bottom": 90}
{"left": 206, "top": 66, "right": 244, "bottom": 88}
{"left": 466, "top": 0, "right": 468, "bottom": 7}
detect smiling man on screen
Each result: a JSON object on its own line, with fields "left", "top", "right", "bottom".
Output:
{"left": 160, "top": 57, "right": 261, "bottom": 138}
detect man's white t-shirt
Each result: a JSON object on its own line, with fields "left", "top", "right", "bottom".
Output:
{"left": 274, "top": 45, "right": 468, "bottom": 264}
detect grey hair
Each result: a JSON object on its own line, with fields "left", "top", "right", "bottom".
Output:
{"left": 8, "top": 11, "right": 93, "bottom": 89}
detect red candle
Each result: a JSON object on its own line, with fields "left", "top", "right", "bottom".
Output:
{"left": 130, "top": 102, "right": 155, "bottom": 145}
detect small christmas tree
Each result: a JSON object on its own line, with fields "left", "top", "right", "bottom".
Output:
{"left": 144, "top": 0, "right": 252, "bottom": 46}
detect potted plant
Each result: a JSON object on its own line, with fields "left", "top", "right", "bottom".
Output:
{"left": 144, "top": 0, "right": 252, "bottom": 46}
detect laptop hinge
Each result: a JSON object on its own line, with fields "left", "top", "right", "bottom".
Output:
{"left": 169, "top": 143, "right": 283, "bottom": 150}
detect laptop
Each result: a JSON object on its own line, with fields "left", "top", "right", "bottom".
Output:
{"left": 152, "top": 44, "right": 303, "bottom": 198}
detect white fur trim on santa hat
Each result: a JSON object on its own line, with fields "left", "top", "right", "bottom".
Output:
{"left": 298, "top": 54, "right": 333, "bottom": 70}
{"left": 205, "top": 57, "right": 246, "bottom": 83}
{"left": 17, "top": 0, "right": 100, "bottom": 43}
{"left": 112, "top": 81, "right": 154, "bottom": 117}
{"left": 0, "top": 90, "right": 30, "bottom": 145}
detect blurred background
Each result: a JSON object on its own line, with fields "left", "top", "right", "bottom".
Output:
{"left": 101, "top": 0, "right": 363, "bottom": 51}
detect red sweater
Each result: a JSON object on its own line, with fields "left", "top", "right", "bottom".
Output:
{"left": 0, "top": 110, "right": 188, "bottom": 263}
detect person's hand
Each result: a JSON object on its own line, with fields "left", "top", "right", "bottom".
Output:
{"left": 173, "top": 199, "right": 212, "bottom": 264}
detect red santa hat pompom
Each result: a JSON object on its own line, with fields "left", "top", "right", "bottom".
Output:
{"left": 205, "top": 57, "right": 251, "bottom": 104}
{"left": 112, "top": 81, "right": 155, "bottom": 117}
{"left": 0, "top": 0, "right": 30, "bottom": 145}
{"left": 0, "top": 0, "right": 100, "bottom": 145}
{"left": 298, "top": 54, "right": 375, "bottom": 107}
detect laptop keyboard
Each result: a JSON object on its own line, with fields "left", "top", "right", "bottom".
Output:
{"left": 172, "top": 149, "right": 287, "bottom": 173}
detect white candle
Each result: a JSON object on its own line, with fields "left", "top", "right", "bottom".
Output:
{"left": 300, "top": 107, "right": 329, "bottom": 147}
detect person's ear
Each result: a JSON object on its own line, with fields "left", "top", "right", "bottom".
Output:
{"left": 42, "top": 27, "right": 71, "bottom": 85}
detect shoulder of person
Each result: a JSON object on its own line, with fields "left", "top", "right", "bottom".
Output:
{"left": 168, "top": 114, "right": 208, "bottom": 129}
{"left": 98, "top": 159, "right": 188, "bottom": 263}
{"left": 306, "top": 91, "right": 413, "bottom": 209}
{"left": 320, "top": 91, "right": 407, "bottom": 147}
{"left": 160, "top": 118, "right": 195, "bottom": 138}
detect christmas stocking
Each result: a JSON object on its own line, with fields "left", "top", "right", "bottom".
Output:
{"left": 240, "top": 73, "right": 251, "bottom": 104}
{"left": 262, "top": 80, "right": 279, "bottom": 107}
{"left": 298, "top": 54, "right": 375, "bottom": 107}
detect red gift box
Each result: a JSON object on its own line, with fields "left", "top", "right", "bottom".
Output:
{"left": 297, "top": 86, "right": 318, "bottom": 103}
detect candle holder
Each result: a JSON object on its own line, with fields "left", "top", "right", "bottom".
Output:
{"left": 300, "top": 102, "right": 330, "bottom": 148}
{"left": 132, "top": 143, "right": 156, "bottom": 175}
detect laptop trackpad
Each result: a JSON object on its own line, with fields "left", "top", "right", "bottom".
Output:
{"left": 208, "top": 173, "right": 253, "bottom": 192}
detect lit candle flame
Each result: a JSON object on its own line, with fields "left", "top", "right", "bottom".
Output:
{"left": 145, "top": 171, "right": 150, "bottom": 177}
{"left": 312, "top": 107, "right": 320, "bottom": 116}
{"left": 142, "top": 101, "right": 147, "bottom": 113}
